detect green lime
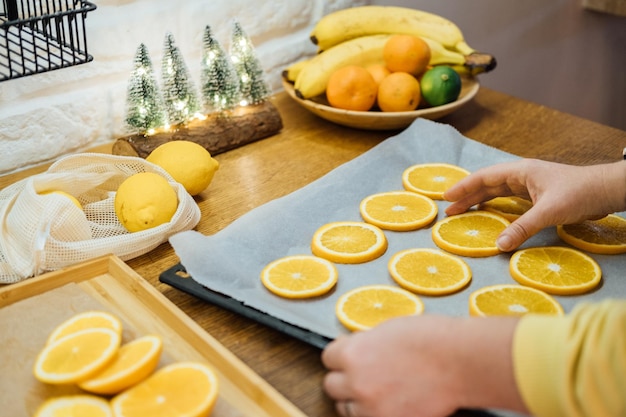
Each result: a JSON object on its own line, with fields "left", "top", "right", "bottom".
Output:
{"left": 420, "top": 66, "right": 462, "bottom": 107}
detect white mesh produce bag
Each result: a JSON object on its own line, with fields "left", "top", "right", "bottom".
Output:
{"left": 0, "top": 153, "right": 201, "bottom": 283}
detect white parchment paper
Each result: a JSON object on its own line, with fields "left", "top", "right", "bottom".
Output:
{"left": 169, "top": 118, "right": 626, "bottom": 340}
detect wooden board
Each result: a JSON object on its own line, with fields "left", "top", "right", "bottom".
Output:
{"left": 0, "top": 255, "right": 306, "bottom": 417}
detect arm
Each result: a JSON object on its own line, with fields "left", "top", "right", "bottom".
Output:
{"left": 443, "top": 159, "right": 626, "bottom": 251}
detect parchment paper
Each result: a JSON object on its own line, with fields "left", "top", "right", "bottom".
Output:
{"left": 169, "top": 118, "right": 626, "bottom": 340}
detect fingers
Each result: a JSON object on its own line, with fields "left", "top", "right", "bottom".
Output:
{"left": 496, "top": 208, "right": 546, "bottom": 251}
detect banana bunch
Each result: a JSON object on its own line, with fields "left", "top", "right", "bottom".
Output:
{"left": 286, "top": 5, "right": 496, "bottom": 100}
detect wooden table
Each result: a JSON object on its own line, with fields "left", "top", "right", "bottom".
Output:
{"left": 2, "top": 88, "right": 625, "bottom": 417}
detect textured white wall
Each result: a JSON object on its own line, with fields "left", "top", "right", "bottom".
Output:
{"left": 0, "top": 0, "right": 367, "bottom": 174}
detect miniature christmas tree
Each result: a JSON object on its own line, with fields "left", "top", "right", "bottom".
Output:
{"left": 200, "top": 25, "right": 241, "bottom": 113}
{"left": 161, "top": 32, "right": 201, "bottom": 125}
{"left": 125, "top": 43, "right": 168, "bottom": 134}
{"left": 229, "top": 21, "right": 271, "bottom": 106}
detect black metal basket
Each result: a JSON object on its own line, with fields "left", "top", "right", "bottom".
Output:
{"left": 0, "top": 0, "right": 96, "bottom": 81}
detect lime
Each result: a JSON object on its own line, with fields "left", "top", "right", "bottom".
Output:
{"left": 420, "top": 66, "right": 462, "bottom": 107}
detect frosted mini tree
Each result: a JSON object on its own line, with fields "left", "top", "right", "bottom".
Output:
{"left": 125, "top": 43, "right": 168, "bottom": 135}
{"left": 200, "top": 25, "right": 241, "bottom": 113}
{"left": 161, "top": 32, "right": 201, "bottom": 125}
{"left": 229, "top": 21, "right": 270, "bottom": 106}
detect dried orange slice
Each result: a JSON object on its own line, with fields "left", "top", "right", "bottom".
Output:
{"left": 557, "top": 214, "right": 626, "bottom": 254}
{"left": 260, "top": 255, "right": 338, "bottom": 299}
{"left": 510, "top": 246, "right": 602, "bottom": 295}
{"left": 311, "top": 221, "right": 388, "bottom": 264}
{"left": 469, "top": 284, "right": 563, "bottom": 317}
{"left": 359, "top": 191, "right": 438, "bottom": 231}
{"left": 34, "top": 395, "right": 113, "bottom": 417}
{"left": 402, "top": 163, "right": 470, "bottom": 200}
{"left": 388, "top": 248, "right": 471, "bottom": 295}
{"left": 111, "top": 362, "right": 219, "bottom": 417}
{"left": 432, "top": 211, "right": 510, "bottom": 257}
{"left": 479, "top": 196, "right": 533, "bottom": 222}
{"left": 46, "top": 311, "right": 122, "bottom": 345}
{"left": 34, "top": 328, "right": 121, "bottom": 384}
{"left": 79, "top": 335, "right": 163, "bottom": 395}
{"left": 336, "top": 284, "right": 424, "bottom": 331}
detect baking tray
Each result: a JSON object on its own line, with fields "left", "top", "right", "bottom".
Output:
{"left": 0, "top": 255, "right": 306, "bottom": 417}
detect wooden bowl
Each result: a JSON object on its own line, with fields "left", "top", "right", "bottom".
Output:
{"left": 282, "top": 76, "right": 479, "bottom": 130}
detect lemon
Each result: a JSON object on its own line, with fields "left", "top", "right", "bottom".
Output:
{"left": 420, "top": 65, "right": 462, "bottom": 107}
{"left": 40, "top": 190, "right": 83, "bottom": 210}
{"left": 146, "top": 141, "right": 219, "bottom": 196}
{"left": 114, "top": 172, "right": 178, "bottom": 232}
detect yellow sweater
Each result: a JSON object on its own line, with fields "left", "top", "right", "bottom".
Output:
{"left": 513, "top": 299, "right": 626, "bottom": 417}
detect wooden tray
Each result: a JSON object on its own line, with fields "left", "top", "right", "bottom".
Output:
{"left": 0, "top": 255, "right": 306, "bottom": 417}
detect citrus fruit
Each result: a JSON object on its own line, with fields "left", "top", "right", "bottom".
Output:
{"left": 468, "top": 284, "right": 564, "bottom": 317}
{"left": 556, "top": 214, "right": 626, "bottom": 254}
{"left": 432, "top": 210, "right": 510, "bottom": 257}
{"left": 420, "top": 65, "right": 462, "bottom": 107}
{"left": 146, "top": 140, "right": 219, "bottom": 196}
{"left": 509, "top": 246, "right": 602, "bottom": 295}
{"left": 114, "top": 172, "right": 178, "bottom": 233}
{"left": 39, "top": 190, "right": 83, "bottom": 210}
{"left": 79, "top": 335, "right": 163, "bottom": 395}
{"left": 34, "top": 328, "right": 122, "bottom": 384}
{"left": 365, "top": 63, "right": 391, "bottom": 86}
{"left": 479, "top": 196, "right": 533, "bottom": 222}
{"left": 33, "top": 395, "right": 113, "bottom": 417}
{"left": 376, "top": 71, "right": 421, "bottom": 112}
{"left": 336, "top": 284, "right": 424, "bottom": 331}
{"left": 311, "top": 221, "right": 388, "bottom": 264}
{"left": 325, "top": 65, "right": 378, "bottom": 111}
{"left": 388, "top": 248, "right": 472, "bottom": 296}
{"left": 46, "top": 311, "right": 123, "bottom": 346}
{"left": 402, "top": 163, "right": 470, "bottom": 200}
{"left": 359, "top": 190, "right": 438, "bottom": 231}
{"left": 110, "top": 362, "right": 219, "bottom": 417}
{"left": 260, "top": 255, "right": 338, "bottom": 299}
{"left": 383, "top": 34, "right": 431, "bottom": 76}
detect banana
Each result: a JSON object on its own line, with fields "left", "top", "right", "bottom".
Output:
{"left": 282, "top": 58, "right": 311, "bottom": 83}
{"left": 310, "top": 5, "right": 477, "bottom": 55}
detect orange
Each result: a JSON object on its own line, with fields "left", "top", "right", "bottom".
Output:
{"left": 311, "top": 221, "right": 388, "bottom": 264}
{"left": 33, "top": 395, "right": 113, "bottom": 417}
{"left": 509, "top": 246, "right": 602, "bottom": 295}
{"left": 325, "top": 65, "right": 378, "bottom": 111}
{"left": 260, "top": 255, "right": 338, "bottom": 298}
{"left": 556, "top": 214, "right": 626, "bottom": 254}
{"left": 336, "top": 285, "right": 424, "bottom": 331}
{"left": 479, "top": 196, "right": 533, "bottom": 222}
{"left": 383, "top": 34, "right": 431, "bottom": 76}
{"left": 469, "top": 284, "right": 564, "bottom": 317}
{"left": 46, "top": 311, "right": 123, "bottom": 346}
{"left": 376, "top": 72, "right": 421, "bottom": 112}
{"left": 402, "top": 163, "right": 470, "bottom": 200}
{"left": 365, "top": 63, "right": 391, "bottom": 86}
{"left": 359, "top": 190, "right": 438, "bottom": 231}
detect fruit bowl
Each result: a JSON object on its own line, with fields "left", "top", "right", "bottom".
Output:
{"left": 282, "top": 76, "right": 479, "bottom": 131}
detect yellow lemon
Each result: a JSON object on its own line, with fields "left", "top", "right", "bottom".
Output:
{"left": 146, "top": 141, "right": 219, "bottom": 196}
{"left": 114, "top": 172, "right": 178, "bottom": 232}
{"left": 40, "top": 190, "right": 83, "bottom": 210}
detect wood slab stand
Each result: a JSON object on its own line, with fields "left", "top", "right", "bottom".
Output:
{"left": 112, "top": 100, "right": 283, "bottom": 158}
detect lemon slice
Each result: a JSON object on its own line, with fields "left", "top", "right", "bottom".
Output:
{"left": 260, "top": 255, "right": 338, "bottom": 299}
{"left": 557, "top": 214, "right": 626, "bottom": 254}
{"left": 311, "top": 221, "right": 388, "bottom": 264}
{"left": 469, "top": 284, "right": 563, "bottom": 317}
{"left": 402, "top": 163, "right": 470, "bottom": 200}
{"left": 432, "top": 211, "right": 510, "bottom": 257}
{"left": 359, "top": 190, "right": 438, "bottom": 231}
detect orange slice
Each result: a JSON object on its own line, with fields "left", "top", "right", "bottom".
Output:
{"left": 311, "top": 221, "right": 388, "bottom": 264}
{"left": 79, "top": 335, "right": 163, "bottom": 395}
{"left": 402, "top": 163, "right": 470, "bottom": 200}
{"left": 469, "top": 284, "right": 564, "bottom": 317}
{"left": 388, "top": 248, "right": 472, "bottom": 295}
{"left": 34, "top": 395, "right": 113, "bottom": 417}
{"left": 46, "top": 311, "right": 122, "bottom": 345}
{"left": 359, "top": 191, "right": 438, "bottom": 231}
{"left": 336, "top": 284, "right": 424, "bottom": 331}
{"left": 260, "top": 255, "right": 338, "bottom": 299}
{"left": 34, "top": 328, "right": 121, "bottom": 384}
{"left": 557, "top": 214, "right": 626, "bottom": 254}
{"left": 479, "top": 196, "right": 533, "bottom": 221}
{"left": 432, "top": 211, "right": 510, "bottom": 257}
{"left": 510, "top": 246, "right": 602, "bottom": 295}
{"left": 111, "top": 362, "right": 219, "bottom": 417}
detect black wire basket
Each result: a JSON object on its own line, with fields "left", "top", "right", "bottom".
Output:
{"left": 0, "top": 0, "right": 96, "bottom": 81}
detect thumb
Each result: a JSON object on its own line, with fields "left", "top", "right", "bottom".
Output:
{"left": 496, "top": 210, "right": 546, "bottom": 252}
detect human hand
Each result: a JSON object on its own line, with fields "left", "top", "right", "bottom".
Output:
{"left": 443, "top": 159, "right": 626, "bottom": 251}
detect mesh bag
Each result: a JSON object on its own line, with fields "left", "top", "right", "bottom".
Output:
{"left": 0, "top": 153, "right": 201, "bottom": 283}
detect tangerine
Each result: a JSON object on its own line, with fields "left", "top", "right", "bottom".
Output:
{"left": 365, "top": 64, "right": 391, "bottom": 86}
{"left": 383, "top": 34, "right": 431, "bottom": 76}
{"left": 326, "top": 65, "right": 378, "bottom": 111}
{"left": 377, "top": 72, "right": 421, "bottom": 112}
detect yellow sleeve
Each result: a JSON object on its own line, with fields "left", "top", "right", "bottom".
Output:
{"left": 513, "top": 299, "right": 626, "bottom": 417}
